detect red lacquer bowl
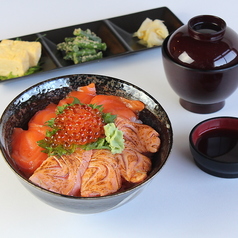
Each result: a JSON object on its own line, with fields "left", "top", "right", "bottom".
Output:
{"left": 189, "top": 117, "right": 238, "bottom": 178}
{"left": 162, "top": 15, "right": 238, "bottom": 114}
{"left": 167, "top": 15, "right": 238, "bottom": 70}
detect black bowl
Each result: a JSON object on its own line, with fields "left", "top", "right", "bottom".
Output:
{"left": 0, "top": 74, "right": 173, "bottom": 214}
{"left": 189, "top": 116, "right": 238, "bottom": 178}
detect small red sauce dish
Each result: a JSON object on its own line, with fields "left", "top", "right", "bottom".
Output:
{"left": 189, "top": 117, "right": 238, "bottom": 178}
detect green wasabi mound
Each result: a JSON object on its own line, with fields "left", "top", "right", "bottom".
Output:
{"left": 104, "top": 123, "right": 124, "bottom": 154}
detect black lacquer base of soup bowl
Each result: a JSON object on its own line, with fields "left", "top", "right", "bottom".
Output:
{"left": 0, "top": 74, "right": 173, "bottom": 214}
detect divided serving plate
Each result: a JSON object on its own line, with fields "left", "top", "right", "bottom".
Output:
{"left": 0, "top": 7, "right": 183, "bottom": 83}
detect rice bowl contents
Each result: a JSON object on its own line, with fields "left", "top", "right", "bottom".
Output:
{"left": 11, "top": 83, "right": 161, "bottom": 197}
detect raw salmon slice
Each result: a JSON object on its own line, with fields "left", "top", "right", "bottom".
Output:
{"left": 28, "top": 103, "right": 57, "bottom": 128}
{"left": 90, "top": 95, "right": 144, "bottom": 121}
{"left": 58, "top": 83, "right": 96, "bottom": 106}
{"left": 11, "top": 128, "right": 48, "bottom": 177}
{"left": 11, "top": 103, "right": 57, "bottom": 177}
{"left": 119, "top": 97, "right": 145, "bottom": 112}
{"left": 28, "top": 103, "right": 57, "bottom": 134}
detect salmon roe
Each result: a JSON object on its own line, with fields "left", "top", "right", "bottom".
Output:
{"left": 47, "top": 104, "right": 105, "bottom": 147}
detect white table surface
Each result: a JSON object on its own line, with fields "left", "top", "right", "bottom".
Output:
{"left": 1, "top": 1, "right": 238, "bottom": 237}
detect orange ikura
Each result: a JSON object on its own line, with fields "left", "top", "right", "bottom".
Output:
{"left": 46, "top": 104, "right": 105, "bottom": 147}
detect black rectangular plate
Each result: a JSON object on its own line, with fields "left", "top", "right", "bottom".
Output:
{"left": 0, "top": 7, "right": 183, "bottom": 83}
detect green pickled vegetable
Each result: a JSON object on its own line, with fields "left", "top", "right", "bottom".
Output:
{"left": 63, "top": 48, "right": 97, "bottom": 60}
{"left": 69, "top": 51, "right": 103, "bottom": 64}
{"left": 73, "top": 28, "right": 102, "bottom": 42}
{"left": 57, "top": 28, "right": 107, "bottom": 65}
{"left": 73, "top": 36, "right": 107, "bottom": 50}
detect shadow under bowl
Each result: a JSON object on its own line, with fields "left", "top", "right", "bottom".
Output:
{"left": 189, "top": 116, "right": 238, "bottom": 178}
{"left": 0, "top": 74, "right": 173, "bottom": 214}
{"left": 162, "top": 36, "right": 238, "bottom": 114}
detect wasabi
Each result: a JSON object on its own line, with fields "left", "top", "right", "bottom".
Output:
{"left": 104, "top": 123, "right": 124, "bottom": 154}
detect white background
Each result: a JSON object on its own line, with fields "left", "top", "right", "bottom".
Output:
{"left": 1, "top": 0, "right": 238, "bottom": 237}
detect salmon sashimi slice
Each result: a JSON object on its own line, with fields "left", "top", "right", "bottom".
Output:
{"left": 119, "top": 97, "right": 145, "bottom": 112}
{"left": 81, "top": 149, "right": 122, "bottom": 197}
{"left": 29, "top": 149, "right": 93, "bottom": 196}
{"left": 115, "top": 148, "right": 152, "bottom": 183}
{"left": 115, "top": 117, "right": 161, "bottom": 154}
{"left": 28, "top": 103, "right": 57, "bottom": 128}
{"left": 11, "top": 128, "right": 48, "bottom": 177}
{"left": 58, "top": 83, "right": 96, "bottom": 106}
{"left": 90, "top": 95, "right": 144, "bottom": 121}
{"left": 11, "top": 103, "right": 57, "bottom": 177}
{"left": 28, "top": 103, "right": 57, "bottom": 134}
